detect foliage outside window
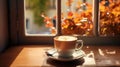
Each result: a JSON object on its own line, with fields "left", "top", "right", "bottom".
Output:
{"left": 26, "top": 0, "right": 49, "bottom": 26}
{"left": 25, "top": 0, "right": 120, "bottom": 36}
{"left": 42, "top": 0, "right": 93, "bottom": 36}
{"left": 99, "top": 0, "right": 120, "bottom": 36}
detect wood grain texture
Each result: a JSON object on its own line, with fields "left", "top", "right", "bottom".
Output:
{"left": 0, "top": 45, "right": 120, "bottom": 67}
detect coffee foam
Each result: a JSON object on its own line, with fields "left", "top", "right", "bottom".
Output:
{"left": 57, "top": 36, "right": 77, "bottom": 41}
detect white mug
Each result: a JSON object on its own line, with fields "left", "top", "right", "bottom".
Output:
{"left": 54, "top": 36, "right": 83, "bottom": 57}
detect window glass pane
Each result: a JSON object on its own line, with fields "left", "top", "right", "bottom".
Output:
{"left": 61, "top": 0, "right": 93, "bottom": 36}
{"left": 25, "top": 0, "right": 57, "bottom": 35}
{"left": 99, "top": 0, "right": 120, "bottom": 36}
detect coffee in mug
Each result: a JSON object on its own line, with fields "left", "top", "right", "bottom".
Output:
{"left": 54, "top": 36, "right": 83, "bottom": 57}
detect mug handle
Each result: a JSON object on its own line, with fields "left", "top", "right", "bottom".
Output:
{"left": 75, "top": 40, "right": 83, "bottom": 50}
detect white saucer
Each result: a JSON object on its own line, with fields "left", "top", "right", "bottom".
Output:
{"left": 45, "top": 49, "right": 86, "bottom": 61}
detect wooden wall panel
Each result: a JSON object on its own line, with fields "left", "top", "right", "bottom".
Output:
{"left": 0, "top": 0, "right": 8, "bottom": 52}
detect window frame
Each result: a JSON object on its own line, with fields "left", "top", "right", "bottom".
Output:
{"left": 9, "top": 0, "right": 120, "bottom": 45}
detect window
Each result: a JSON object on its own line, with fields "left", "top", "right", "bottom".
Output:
{"left": 25, "top": 0, "right": 94, "bottom": 36}
{"left": 25, "top": 0, "right": 57, "bottom": 35}
{"left": 61, "top": 0, "right": 93, "bottom": 36}
{"left": 99, "top": 0, "right": 120, "bottom": 36}
{"left": 9, "top": 0, "right": 120, "bottom": 45}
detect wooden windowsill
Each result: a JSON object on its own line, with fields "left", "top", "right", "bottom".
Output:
{"left": 0, "top": 45, "right": 120, "bottom": 67}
